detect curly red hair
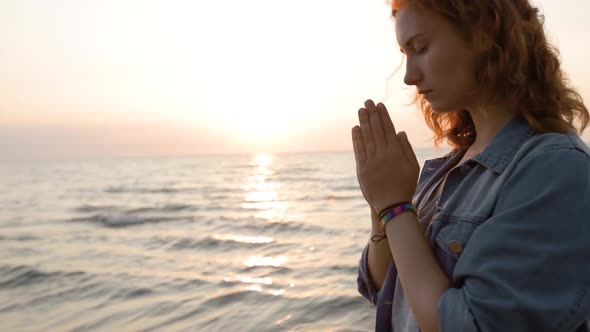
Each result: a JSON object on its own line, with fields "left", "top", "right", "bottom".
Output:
{"left": 392, "top": 0, "right": 589, "bottom": 149}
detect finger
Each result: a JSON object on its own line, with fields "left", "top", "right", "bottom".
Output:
{"left": 377, "top": 103, "right": 398, "bottom": 145}
{"left": 358, "top": 108, "right": 375, "bottom": 155}
{"left": 364, "top": 99, "right": 377, "bottom": 112}
{"left": 399, "top": 131, "right": 420, "bottom": 169}
{"left": 352, "top": 125, "right": 366, "bottom": 164}
{"left": 365, "top": 99, "right": 386, "bottom": 148}
{"left": 405, "top": 133, "right": 420, "bottom": 169}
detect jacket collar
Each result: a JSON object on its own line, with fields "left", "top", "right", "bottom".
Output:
{"left": 471, "top": 116, "right": 536, "bottom": 173}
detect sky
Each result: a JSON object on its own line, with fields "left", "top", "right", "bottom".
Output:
{"left": 1, "top": 0, "right": 589, "bottom": 160}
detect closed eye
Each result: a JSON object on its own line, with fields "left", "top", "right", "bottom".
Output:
{"left": 400, "top": 45, "right": 427, "bottom": 55}
{"left": 415, "top": 45, "right": 428, "bottom": 54}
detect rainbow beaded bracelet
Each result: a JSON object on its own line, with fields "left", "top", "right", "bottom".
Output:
{"left": 379, "top": 202, "right": 417, "bottom": 233}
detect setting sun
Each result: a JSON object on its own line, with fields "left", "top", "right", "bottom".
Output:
{"left": 0, "top": 0, "right": 588, "bottom": 159}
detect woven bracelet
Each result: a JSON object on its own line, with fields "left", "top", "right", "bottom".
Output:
{"left": 379, "top": 202, "right": 417, "bottom": 233}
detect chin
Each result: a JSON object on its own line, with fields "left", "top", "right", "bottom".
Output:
{"left": 429, "top": 103, "right": 458, "bottom": 114}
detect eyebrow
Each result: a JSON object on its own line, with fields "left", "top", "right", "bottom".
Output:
{"left": 399, "top": 32, "right": 426, "bottom": 53}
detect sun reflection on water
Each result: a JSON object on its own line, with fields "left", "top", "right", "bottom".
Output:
{"left": 224, "top": 275, "right": 273, "bottom": 285}
{"left": 242, "top": 153, "right": 289, "bottom": 212}
{"left": 223, "top": 274, "right": 292, "bottom": 297}
{"left": 245, "top": 285, "right": 263, "bottom": 292}
{"left": 243, "top": 190, "right": 279, "bottom": 203}
{"left": 234, "top": 154, "right": 291, "bottom": 297}
{"left": 244, "top": 255, "right": 287, "bottom": 268}
{"left": 253, "top": 153, "right": 273, "bottom": 167}
{"left": 269, "top": 289, "right": 285, "bottom": 296}
{"left": 213, "top": 234, "right": 274, "bottom": 244}
{"left": 275, "top": 314, "right": 293, "bottom": 326}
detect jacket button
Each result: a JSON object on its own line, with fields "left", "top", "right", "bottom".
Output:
{"left": 448, "top": 240, "right": 463, "bottom": 254}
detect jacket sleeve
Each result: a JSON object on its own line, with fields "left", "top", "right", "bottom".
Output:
{"left": 438, "top": 148, "right": 590, "bottom": 331}
{"left": 357, "top": 243, "right": 381, "bottom": 305}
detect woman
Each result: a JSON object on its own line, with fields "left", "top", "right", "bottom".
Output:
{"left": 354, "top": 1, "right": 590, "bottom": 331}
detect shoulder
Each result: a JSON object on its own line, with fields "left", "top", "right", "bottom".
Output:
{"left": 513, "top": 132, "right": 590, "bottom": 171}
{"left": 522, "top": 132, "right": 590, "bottom": 156}
{"left": 496, "top": 132, "right": 590, "bottom": 207}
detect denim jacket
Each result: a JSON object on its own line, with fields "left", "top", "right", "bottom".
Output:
{"left": 357, "top": 117, "right": 590, "bottom": 331}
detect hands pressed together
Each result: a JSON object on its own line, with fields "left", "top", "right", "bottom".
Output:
{"left": 352, "top": 99, "right": 420, "bottom": 214}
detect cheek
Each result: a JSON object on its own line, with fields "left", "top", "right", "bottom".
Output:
{"left": 421, "top": 46, "right": 454, "bottom": 87}
{"left": 432, "top": 49, "right": 461, "bottom": 80}
{"left": 426, "top": 49, "right": 478, "bottom": 111}
{"left": 435, "top": 51, "right": 476, "bottom": 93}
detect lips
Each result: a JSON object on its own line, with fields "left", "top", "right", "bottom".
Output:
{"left": 418, "top": 89, "right": 433, "bottom": 94}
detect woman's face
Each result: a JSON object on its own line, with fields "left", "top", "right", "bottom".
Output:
{"left": 395, "top": 4, "right": 479, "bottom": 113}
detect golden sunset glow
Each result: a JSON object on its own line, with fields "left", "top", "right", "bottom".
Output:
{"left": 1, "top": 0, "right": 589, "bottom": 159}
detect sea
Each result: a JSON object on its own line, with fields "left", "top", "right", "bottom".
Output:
{"left": 0, "top": 149, "right": 447, "bottom": 332}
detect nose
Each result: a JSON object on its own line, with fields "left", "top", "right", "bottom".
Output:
{"left": 403, "top": 57, "right": 423, "bottom": 86}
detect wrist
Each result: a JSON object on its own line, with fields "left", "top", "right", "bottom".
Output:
{"left": 372, "top": 223, "right": 386, "bottom": 235}
{"left": 379, "top": 202, "right": 417, "bottom": 234}
{"left": 373, "top": 198, "right": 413, "bottom": 215}
{"left": 384, "top": 209, "right": 418, "bottom": 235}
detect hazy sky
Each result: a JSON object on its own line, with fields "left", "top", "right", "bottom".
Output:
{"left": 1, "top": 0, "right": 589, "bottom": 160}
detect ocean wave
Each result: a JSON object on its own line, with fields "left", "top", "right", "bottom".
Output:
{"left": 0, "top": 265, "right": 86, "bottom": 289}
{"left": 241, "top": 265, "right": 292, "bottom": 274}
{"left": 74, "top": 204, "right": 123, "bottom": 213}
{"left": 325, "top": 194, "right": 359, "bottom": 201}
{"left": 107, "top": 286, "right": 154, "bottom": 300}
{"left": 327, "top": 264, "right": 358, "bottom": 274}
{"left": 104, "top": 186, "right": 201, "bottom": 194}
{"left": 154, "top": 278, "right": 207, "bottom": 291}
{"left": 168, "top": 290, "right": 370, "bottom": 332}
{"left": 127, "top": 204, "right": 194, "bottom": 213}
{"left": 168, "top": 236, "right": 273, "bottom": 251}
{"left": 272, "top": 176, "right": 323, "bottom": 182}
{"left": 329, "top": 185, "right": 360, "bottom": 191}
{"left": 74, "top": 204, "right": 197, "bottom": 215}
{"left": 288, "top": 194, "right": 359, "bottom": 202}
{"left": 200, "top": 186, "right": 240, "bottom": 194}
{"left": 68, "top": 214, "right": 194, "bottom": 227}
{"left": 0, "top": 264, "right": 209, "bottom": 305}
{"left": 274, "top": 167, "right": 320, "bottom": 174}
{"left": 199, "top": 288, "right": 284, "bottom": 308}
{"left": 237, "top": 219, "right": 327, "bottom": 235}
{"left": 0, "top": 234, "right": 40, "bottom": 242}
{"left": 204, "top": 194, "right": 231, "bottom": 200}
{"left": 300, "top": 294, "right": 366, "bottom": 310}
{"left": 147, "top": 234, "right": 298, "bottom": 253}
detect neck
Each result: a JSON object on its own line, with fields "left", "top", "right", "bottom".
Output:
{"left": 464, "top": 104, "right": 514, "bottom": 158}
